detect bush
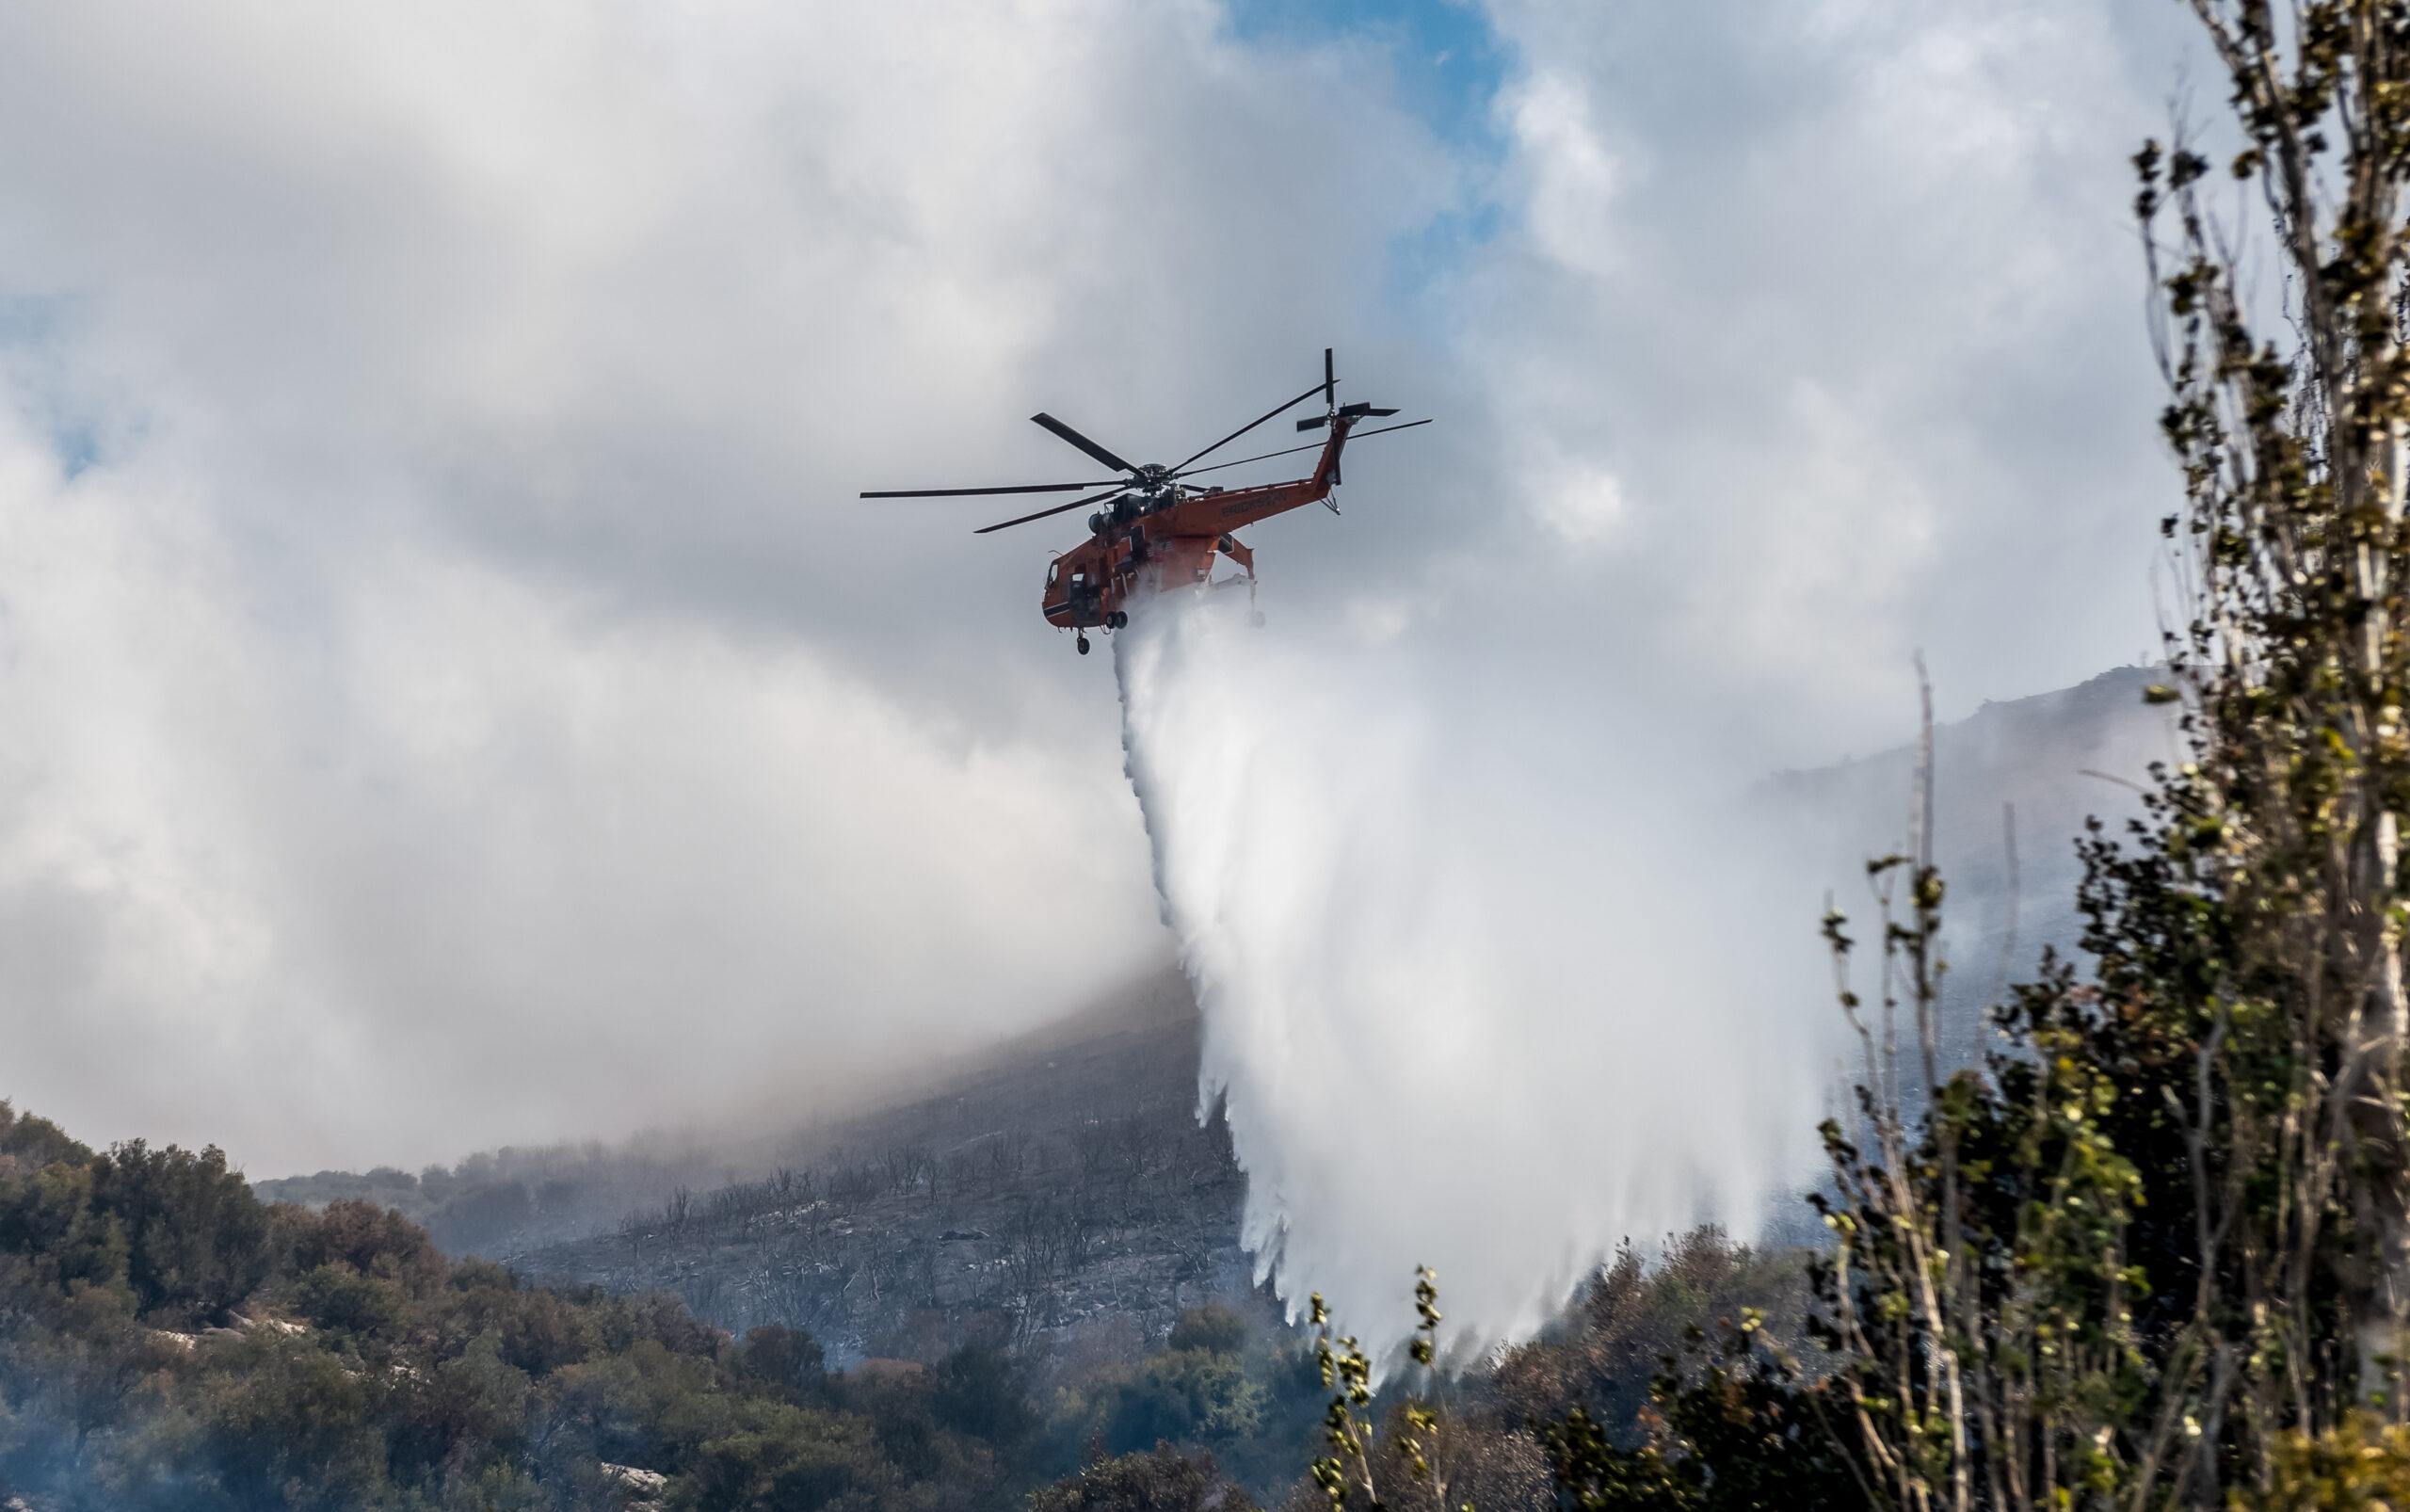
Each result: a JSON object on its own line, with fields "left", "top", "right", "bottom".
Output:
{"left": 1165, "top": 1304, "right": 1245, "bottom": 1358}
{"left": 439, "top": 1263, "right": 592, "bottom": 1376}
{"left": 292, "top": 1262, "right": 409, "bottom": 1342}
{"left": 90, "top": 1140, "right": 268, "bottom": 1323}
{"left": 282, "top": 1198, "right": 444, "bottom": 1294}
{"left": 0, "top": 1103, "right": 1055, "bottom": 1509}
{"left": 736, "top": 1324, "right": 827, "bottom": 1405}
{"left": 1101, "top": 1348, "right": 1264, "bottom": 1455}
{"left": 1025, "top": 1443, "right": 1242, "bottom": 1512}
{"left": 190, "top": 1331, "right": 385, "bottom": 1502}
{"left": 0, "top": 1102, "right": 91, "bottom": 1171}
{"left": 683, "top": 1408, "right": 908, "bottom": 1512}
{"left": 392, "top": 1334, "right": 532, "bottom": 1470}
{"left": 930, "top": 1339, "right": 1033, "bottom": 1446}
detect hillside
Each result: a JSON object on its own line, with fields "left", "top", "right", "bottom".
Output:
{"left": 0, "top": 1097, "right": 1353, "bottom": 1509}
{"left": 1764, "top": 664, "right": 2171, "bottom": 917}
{"left": 519, "top": 970, "right": 1251, "bottom": 1367}
{"left": 260, "top": 668, "right": 2176, "bottom": 1365}
{"left": 0, "top": 1090, "right": 1794, "bottom": 1511}
{"left": 1759, "top": 664, "right": 2174, "bottom": 1069}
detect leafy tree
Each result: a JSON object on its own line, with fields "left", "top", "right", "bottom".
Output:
{"left": 1109, "top": 1348, "right": 1265, "bottom": 1454}
{"left": 439, "top": 1259, "right": 593, "bottom": 1376}
{"left": 8, "top": 1283, "right": 173, "bottom": 1474}
{"left": 190, "top": 1330, "right": 387, "bottom": 1503}
{"left": 282, "top": 1197, "right": 444, "bottom": 1293}
{"left": 0, "top": 1102, "right": 91, "bottom": 1171}
{"left": 1538, "top": 1320, "right": 1860, "bottom": 1512}
{"left": 932, "top": 1337, "right": 1036, "bottom": 1447}
{"left": 1024, "top": 1442, "right": 1246, "bottom": 1512}
{"left": 0, "top": 1102, "right": 1064, "bottom": 1509}
{"left": 427, "top": 1180, "right": 536, "bottom": 1256}
{"left": 292, "top": 1261, "right": 410, "bottom": 1343}
{"left": 0, "top": 1158, "right": 125, "bottom": 1298}
{"left": 1493, "top": 1230, "right": 1808, "bottom": 1440}
{"left": 1774, "top": 3, "right": 2410, "bottom": 1502}
{"left": 735, "top": 1323, "right": 828, "bottom": 1406}
{"left": 835, "top": 1361, "right": 942, "bottom": 1477}
{"left": 683, "top": 1409, "right": 912, "bottom": 1512}
{"left": 1168, "top": 1303, "right": 1248, "bottom": 1357}
{"left": 90, "top": 1139, "right": 269, "bottom": 1323}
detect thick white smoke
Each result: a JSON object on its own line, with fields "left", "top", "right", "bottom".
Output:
{"left": 1117, "top": 588, "right": 1842, "bottom": 1359}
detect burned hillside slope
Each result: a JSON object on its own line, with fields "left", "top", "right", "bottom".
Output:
{"left": 262, "top": 668, "right": 2172, "bottom": 1363}
{"left": 518, "top": 970, "right": 1251, "bottom": 1364}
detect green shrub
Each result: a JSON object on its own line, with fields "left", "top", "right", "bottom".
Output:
{"left": 735, "top": 1324, "right": 827, "bottom": 1405}
{"left": 1101, "top": 1347, "right": 1264, "bottom": 1455}
{"left": 1024, "top": 1443, "right": 1241, "bottom": 1512}
{"left": 1165, "top": 1304, "right": 1245, "bottom": 1357}
{"left": 293, "top": 1262, "right": 410, "bottom": 1342}
{"left": 931, "top": 1339, "right": 1033, "bottom": 1446}
{"left": 90, "top": 1140, "right": 269, "bottom": 1324}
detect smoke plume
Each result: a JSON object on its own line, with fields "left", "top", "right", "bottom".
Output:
{"left": 1117, "top": 588, "right": 1841, "bottom": 1358}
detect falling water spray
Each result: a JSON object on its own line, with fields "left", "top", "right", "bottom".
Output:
{"left": 1116, "top": 589, "right": 1839, "bottom": 1359}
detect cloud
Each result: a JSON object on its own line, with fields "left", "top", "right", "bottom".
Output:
{"left": 0, "top": 0, "right": 2206, "bottom": 1229}
{"left": 1450, "top": 0, "right": 2197, "bottom": 745}
{"left": 0, "top": 0, "right": 1459, "bottom": 1170}
{"left": 0, "top": 401, "right": 1171, "bottom": 1170}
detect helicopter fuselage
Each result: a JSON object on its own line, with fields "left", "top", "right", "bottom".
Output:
{"left": 1039, "top": 413, "right": 1359, "bottom": 633}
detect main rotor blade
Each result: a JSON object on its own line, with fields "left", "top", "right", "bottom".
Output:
{"left": 1030, "top": 413, "right": 1138, "bottom": 475}
{"left": 1174, "top": 418, "right": 1434, "bottom": 478}
{"left": 1172, "top": 378, "right": 1332, "bottom": 473}
{"left": 860, "top": 479, "right": 1123, "bottom": 498}
{"left": 973, "top": 485, "right": 1130, "bottom": 535}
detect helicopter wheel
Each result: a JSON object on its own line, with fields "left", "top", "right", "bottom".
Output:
{"left": 1107, "top": 610, "right": 1128, "bottom": 630}
{"left": 1076, "top": 634, "right": 1091, "bottom": 655}
{"left": 1249, "top": 610, "right": 1266, "bottom": 628}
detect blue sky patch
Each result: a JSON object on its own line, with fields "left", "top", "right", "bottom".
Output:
{"left": 1223, "top": 0, "right": 1506, "bottom": 154}
{"left": 1222, "top": 0, "right": 1511, "bottom": 318}
{"left": 0, "top": 293, "right": 106, "bottom": 479}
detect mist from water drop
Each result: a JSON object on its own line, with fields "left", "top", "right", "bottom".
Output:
{"left": 1116, "top": 589, "right": 1841, "bottom": 1359}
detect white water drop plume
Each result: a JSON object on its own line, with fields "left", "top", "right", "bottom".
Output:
{"left": 1115, "top": 587, "right": 1840, "bottom": 1360}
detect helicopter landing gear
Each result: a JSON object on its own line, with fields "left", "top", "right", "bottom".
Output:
{"left": 1076, "top": 633, "right": 1091, "bottom": 655}
{"left": 1249, "top": 610, "right": 1266, "bottom": 628}
{"left": 1107, "top": 610, "right": 1128, "bottom": 630}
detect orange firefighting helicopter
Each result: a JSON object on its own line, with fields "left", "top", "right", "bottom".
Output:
{"left": 861, "top": 349, "right": 1429, "bottom": 654}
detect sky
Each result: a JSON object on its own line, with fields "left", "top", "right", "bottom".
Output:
{"left": 0, "top": 0, "right": 2202, "bottom": 1176}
